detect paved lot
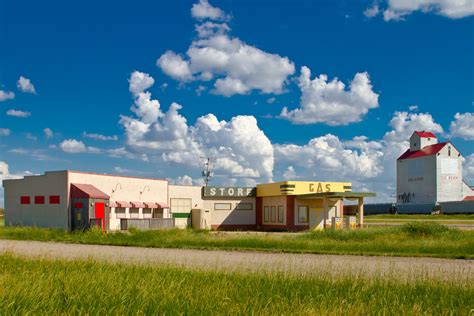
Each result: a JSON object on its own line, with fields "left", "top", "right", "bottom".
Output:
{"left": 1, "top": 239, "right": 472, "bottom": 281}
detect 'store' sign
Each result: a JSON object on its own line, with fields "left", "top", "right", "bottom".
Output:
{"left": 203, "top": 187, "right": 256, "bottom": 198}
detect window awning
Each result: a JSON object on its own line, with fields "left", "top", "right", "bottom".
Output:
{"left": 131, "top": 201, "right": 145, "bottom": 208}
{"left": 143, "top": 202, "right": 168, "bottom": 208}
{"left": 71, "top": 183, "right": 110, "bottom": 199}
{"left": 115, "top": 201, "right": 132, "bottom": 208}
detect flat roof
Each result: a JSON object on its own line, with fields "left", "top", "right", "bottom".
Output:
{"left": 296, "top": 191, "right": 376, "bottom": 199}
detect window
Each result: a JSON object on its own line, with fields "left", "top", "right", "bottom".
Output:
{"left": 264, "top": 206, "right": 269, "bottom": 222}
{"left": 115, "top": 207, "right": 126, "bottom": 219}
{"left": 153, "top": 209, "right": 163, "bottom": 219}
{"left": 448, "top": 146, "right": 451, "bottom": 157}
{"left": 298, "top": 205, "right": 308, "bottom": 223}
{"left": 49, "top": 195, "right": 60, "bottom": 204}
{"left": 129, "top": 207, "right": 139, "bottom": 219}
{"left": 414, "top": 142, "right": 417, "bottom": 147}
{"left": 214, "top": 203, "right": 232, "bottom": 211}
{"left": 170, "top": 198, "right": 192, "bottom": 217}
{"left": 142, "top": 208, "right": 152, "bottom": 219}
{"left": 20, "top": 196, "right": 30, "bottom": 204}
{"left": 35, "top": 196, "right": 45, "bottom": 205}
{"left": 236, "top": 203, "right": 253, "bottom": 210}
{"left": 271, "top": 206, "right": 276, "bottom": 223}
{"left": 278, "top": 205, "right": 284, "bottom": 223}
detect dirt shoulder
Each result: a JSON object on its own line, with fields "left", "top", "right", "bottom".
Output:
{"left": 1, "top": 239, "right": 472, "bottom": 281}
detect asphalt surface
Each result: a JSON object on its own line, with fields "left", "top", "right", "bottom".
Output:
{"left": 1, "top": 239, "right": 472, "bottom": 281}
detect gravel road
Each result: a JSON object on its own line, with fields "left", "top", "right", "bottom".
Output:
{"left": 1, "top": 239, "right": 472, "bottom": 281}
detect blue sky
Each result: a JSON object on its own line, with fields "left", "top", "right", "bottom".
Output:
{"left": 0, "top": 0, "right": 473, "bottom": 205}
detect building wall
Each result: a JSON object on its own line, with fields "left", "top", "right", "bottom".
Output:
{"left": 205, "top": 198, "right": 256, "bottom": 228}
{"left": 436, "top": 145, "right": 463, "bottom": 202}
{"left": 3, "top": 171, "right": 69, "bottom": 229}
{"left": 294, "top": 198, "right": 341, "bottom": 228}
{"left": 260, "top": 196, "right": 287, "bottom": 227}
{"left": 397, "top": 155, "right": 437, "bottom": 203}
{"left": 409, "top": 133, "right": 437, "bottom": 151}
{"left": 68, "top": 171, "right": 168, "bottom": 204}
{"left": 68, "top": 171, "right": 169, "bottom": 231}
{"left": 462, "top": 182, "right": 474, "bottom": 199}
{"left": 168, "top": 185, "right": 203, "bottom": 228}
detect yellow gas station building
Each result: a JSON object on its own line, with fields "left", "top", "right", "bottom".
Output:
{"left": 255, "top": 181, "right": 375, "bottom": 230}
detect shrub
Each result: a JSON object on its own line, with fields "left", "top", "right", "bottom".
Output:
{"left": 400, "top": 222, "right": 450, "bottom": 235}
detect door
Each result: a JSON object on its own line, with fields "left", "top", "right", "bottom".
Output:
{"left": 309, "top": 208, "right": 324, "bottom": 230}
{"left": 95, "top": 202, "right": 105, "bottom": 231}
{"left": 71, "top": 200, "right": 88, "bottom": 231}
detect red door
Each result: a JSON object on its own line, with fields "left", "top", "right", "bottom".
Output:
{"left": 95, "top": 202, "right": 105, "bottom": 231}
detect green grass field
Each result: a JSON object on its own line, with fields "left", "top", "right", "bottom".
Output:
{"left": 1, "top": 222, "right": 473, "bottom": 259}
{"left": 366, "top": 214, "right": 474, "bottom": 220}
{"left": 0, "top": 254, "right": 471, "bottom": 315}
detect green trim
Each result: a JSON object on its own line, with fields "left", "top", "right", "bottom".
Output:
{"left": 172, "top": 212, "right": 191, "bottom": 218}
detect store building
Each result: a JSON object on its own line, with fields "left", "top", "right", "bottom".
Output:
{"left": 3, "top": 170, "right": 374, "bottom": 231}
{"left": 397, "top": 131, "right": 474, "bottom": 204}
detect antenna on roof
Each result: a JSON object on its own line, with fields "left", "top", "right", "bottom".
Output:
{"left": 200, "top": 157, "right": 215, "bottom": 187}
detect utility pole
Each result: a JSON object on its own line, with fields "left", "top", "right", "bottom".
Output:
{"left": 201, "top": 157, "right": 215, "bottom": 187}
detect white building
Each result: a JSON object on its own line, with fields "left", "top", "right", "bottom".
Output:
{"left": 397, "top": 131, "right": 474, "bottom": 204}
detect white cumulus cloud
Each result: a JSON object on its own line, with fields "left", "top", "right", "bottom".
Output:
{"left": 280, "top": 66, "right": 379, "bottom": 125}
{"left": 120, "top": 73, "right": 274, "bottom": 183}
{"left": 463, "top": 153, "right": 474, "bottom": 184}
{"left": 0, "top": 128, "right": 11, "bottom": 136}
{"left": 157, "top": 1, "right": 295, "bottom": 97}
{"left": 43, "top": 128, "right": 53, "bottom": 138}
{"left": 6, "top": 109, "right": 31, "bottom": 118}
{"left": 17, "top": 76, "right": 36, "bottom": 94}
{"left": 367, "top": 0, "right": 474, "bottom": 21}
{"left": 0, "top": 90, "right": 15, "bottom": 102}
{"left": 60, "top": 139, "right": 87, "bottom": 153}
{"left": 82, "top": 132, "right": 118, "bottom": 141}
{"left": 191, "top": 0, "right": 229, "bottom": 21}
{"left": 364, "top": 5, "right": 380, "bottom": 17}
{"left": 157, "top": 51, "right": 193, "bottom": 82}
{"left": 128, "top": 71, "right": 155, "bottom": 96}
{"left": 449, "top": 112, "right": 474, "bottom": 140}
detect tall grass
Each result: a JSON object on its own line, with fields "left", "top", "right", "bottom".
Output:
{"left": 0, "top": 254, "right": 472, "bottom": 315}
{"left": 366, "top": 214, "right": 474, "bottom": 220}
{"left": 1, "top": 222, "right": 473, "bottom": 259}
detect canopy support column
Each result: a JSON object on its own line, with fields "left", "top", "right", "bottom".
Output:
{"left": 323, "top": 196, "right": 328, "bottom": 228}
{"left": 358, "top": 197, "right": 364, "bottom": 227}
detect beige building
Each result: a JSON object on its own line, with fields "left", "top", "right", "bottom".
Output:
{"left": 397, "top": 131, "right": 474, "bottom": 204}
{"left": 3, "top": 170, "right": 374, "bottom": 231}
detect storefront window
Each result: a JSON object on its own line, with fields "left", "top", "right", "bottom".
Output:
{"left": 129, "top": 207, "right": 139, "bottom": 219}
{"left": 298, "top": 205, "right": 308, "bottom": 223}
{"left": 278, "top": 205, "right": 284, "bottom": 223}
{"left": 142, "top": 208, "right": 152, "bottom": 219}
{"left": 214, "top": 203, "right": 232, "bottom": 210}
{"left": 115, "top": 207, "right": 126, "bottom": 219}
{"left": 236, "top": 203, "right": 253, "bottom": 210}
{"left": 271, "top": 206, "right": 276, "bottom": 222}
